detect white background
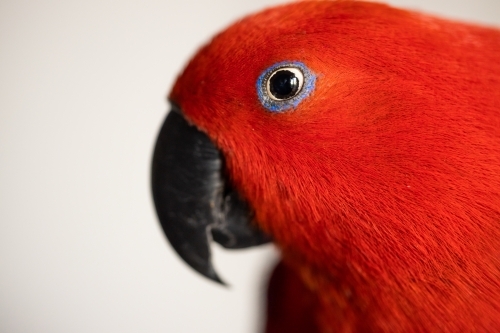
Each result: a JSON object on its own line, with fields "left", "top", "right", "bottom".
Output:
{"left": 1, "top": 1, "right": 498, "bottom": 332}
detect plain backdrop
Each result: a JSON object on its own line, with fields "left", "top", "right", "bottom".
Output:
{"left": 1, "top": 1, "right": 498, "bottom": 332}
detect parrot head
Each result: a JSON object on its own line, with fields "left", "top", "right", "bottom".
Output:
{"left": 152, "top": 1, "right": 500, "bottom": 329}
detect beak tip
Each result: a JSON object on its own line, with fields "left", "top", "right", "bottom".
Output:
{"left": 201, "top": 264, "right": 227, "bottom": 286}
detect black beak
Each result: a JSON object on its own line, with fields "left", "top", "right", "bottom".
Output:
{"left": 151, "top": 105, "right": 270, "bottom": 284}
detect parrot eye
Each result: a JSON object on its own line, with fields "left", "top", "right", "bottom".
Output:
{"left": 268, "top": 68, "right": 303, "bottom": 100}
{"left": 257, "top": 61, "right": 316, "bottom": 113}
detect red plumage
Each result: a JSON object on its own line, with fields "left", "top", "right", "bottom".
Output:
{"left": 170, "top": 1, "right": 500, "bottom": 332}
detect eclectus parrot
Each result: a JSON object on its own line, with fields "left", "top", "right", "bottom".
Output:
{"left": 152, "top": 1, "right": 500, "bottom": 332}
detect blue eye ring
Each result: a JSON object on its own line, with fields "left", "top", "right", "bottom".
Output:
{"left": 256, "top": 61, "right": 316, "bottom": 113}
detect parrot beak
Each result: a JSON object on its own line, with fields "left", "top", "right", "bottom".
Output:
{"left": 151, "top": 104, "right": 270, "bottom": 285}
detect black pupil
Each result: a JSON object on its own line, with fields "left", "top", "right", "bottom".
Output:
{"left": 269, "top": 70, "right": 300, "bottom": 100}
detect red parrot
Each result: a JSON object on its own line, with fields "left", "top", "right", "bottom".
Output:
{"left": 151, "top": 1, "right": 500, "bottom": 332}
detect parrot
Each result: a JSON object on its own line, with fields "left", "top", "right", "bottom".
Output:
{"left": 151, "top": 1, "right": 500, "bottom": 332}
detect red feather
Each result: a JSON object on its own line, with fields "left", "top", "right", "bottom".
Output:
{"left": 171, "top": 1, "right": 500, "bottom": 332}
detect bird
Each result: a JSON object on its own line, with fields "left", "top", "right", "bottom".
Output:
{"left": 151, "top": 1, "right": 500, "bottom": 332}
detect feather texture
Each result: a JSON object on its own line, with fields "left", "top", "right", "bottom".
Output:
{"left": 170, "top": 1, "right": 500, "bottom": 331}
